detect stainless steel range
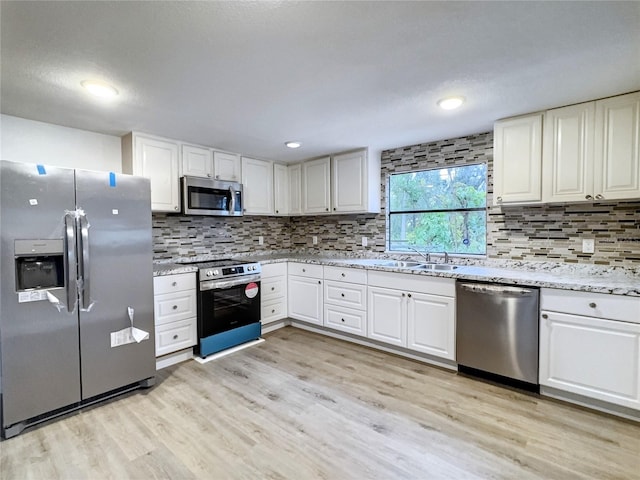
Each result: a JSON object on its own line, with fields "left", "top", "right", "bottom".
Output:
{"left": 177, "top": 258, "right": 261, "bottom": 357}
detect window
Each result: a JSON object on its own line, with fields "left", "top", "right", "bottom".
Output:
{"left": 388, "top": 164, "right": 487, "bottom": 255}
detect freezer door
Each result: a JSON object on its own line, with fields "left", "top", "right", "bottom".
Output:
{"left": 74, "top": 170, "right": 155, "bottom": 399}
{"left": 0, "top": 161, "right": 82, "bottom": 427}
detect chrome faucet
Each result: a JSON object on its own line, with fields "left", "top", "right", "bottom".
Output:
{"left": 408, "top": 246, "right": 431, "bottom": 263}
{"left": 434, "top": 251, "right": 449, "bottom": 264}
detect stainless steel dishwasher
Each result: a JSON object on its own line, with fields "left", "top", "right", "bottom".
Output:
{"left": 456, "top": 281, "right": 540, "bottom": 388}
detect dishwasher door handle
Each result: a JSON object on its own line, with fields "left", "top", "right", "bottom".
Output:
{"left": 458, "top": 283, "right": 535, "bottom": 295}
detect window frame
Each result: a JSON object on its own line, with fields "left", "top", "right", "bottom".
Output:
{"left": 386, "top": 162, "right": 488, "bottom": 256}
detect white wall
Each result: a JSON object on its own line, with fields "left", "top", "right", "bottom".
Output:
{"left": 0, "top": 115, "right": 122, "bottom": 172}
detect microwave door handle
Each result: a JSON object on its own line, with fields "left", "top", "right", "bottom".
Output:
{"left": 78, "top": 214, "right": 91, "bottom": 309}
{"left": 228, "top": 186, "right": 236, "bottom": 214}
{"left": 64, "top": 213, "right": 78, "bottom": 313}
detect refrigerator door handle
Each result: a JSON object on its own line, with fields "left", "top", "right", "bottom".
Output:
{"left": 64, "top": 213, "right": 78, "bottom": 313}
{"left": 78, "top": 214, "right": 91, "bottom": 309}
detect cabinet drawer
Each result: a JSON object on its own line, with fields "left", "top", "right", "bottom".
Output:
{"left": 262, "top": 298, "right": 287, "bottom": 324}
{"left": 154, "top": 290, "right": 197, "bottom": 325}
{"left": 324, "top": 305, "right": 366, "bottom": 336}
{"left": 288, "top": 262, "right": 323, "bottom": 278}
{"left": 541, "top": 288, "right": 640, "bottom": 324}
{"left": 261, "top": 262, "right": 287, "bottom": 278}
{"left": 324, "top": 266, "right": 367, "bottom": 284}
{"left": 155, "top": 318, "right": 197, "bottom": 357}
{"left": 262, "top": 275, "right": 286, "bottom": 302}
{"left": 324, "top": 280, "right": 367, "bottom": 310}
{"left": 154, "top": 272, "right": 196, "bottom": 295}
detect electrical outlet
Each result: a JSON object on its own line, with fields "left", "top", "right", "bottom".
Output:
{"left": 258, "top": 236, "right": 264, "bottom": 245}
{"left": 361, "top": 236, "right": 368, "bottom": 247}
{"left": 312, "top": 236, "right": 318, "bottom": 245}
{"left": 582, "top": 239, "right": 595, "bottom": 254}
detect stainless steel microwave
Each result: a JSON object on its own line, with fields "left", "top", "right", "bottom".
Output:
{"left": 181, "top": 176, "right": 243, "bottom": 216}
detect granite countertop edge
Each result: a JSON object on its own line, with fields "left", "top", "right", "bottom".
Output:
{"left": 153, "top": 255, "right": 639, "bottom": 297}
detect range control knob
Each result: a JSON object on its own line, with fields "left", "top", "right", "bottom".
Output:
{"left": 214, "top": 270, "right": 220, "bottom": 276}
{"left": 206, "top": 271, "right": 213, "bottom": 277}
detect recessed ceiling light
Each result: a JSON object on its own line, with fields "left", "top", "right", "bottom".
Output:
{"left": 81, "top": 80, "right": 119, "bottom": 99}
{"left": 437, "top": 96, "right": 465, "bottom": 110}
{"left": 285, "top": 141, "right": 301, "bottom": 149}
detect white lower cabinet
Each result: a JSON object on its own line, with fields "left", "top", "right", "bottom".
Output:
{"left": 260, "top": 263, "right": 288, "bottom": 326}
{"left": 367, "top": 271, "right": 456, "bottom": 359}
{"left": 407, "top": 292, "right": 456, "bottom": 360}
{"left": 287, "top": 263, "right": 323, "bottom": 325}
{"left": 323, "top": 266, "right": 367, "bottom": 336}
{"left": 153, "top": 273, "right": 197, "bottom": 358}
{"left": 540, "top": 288, "right": 640, "bottom": 410}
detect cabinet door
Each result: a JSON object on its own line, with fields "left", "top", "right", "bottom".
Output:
{"left": 135, "top": 136, "right": 180, "bottom": 212}
{"left": 213, "top": 151, "right": 241, "bottom": 182}
{"left": 241, "top": 157, "right": 274, "bottom": 215}
{"left": 182, "top": 145, "right": 213, "bottom": 178}
{"left": 543, "top": 102, "right": 595, "bottom": 203}
{"left": 273, "top": 163, "right": 289, "bottom": 215}
{"left": 493, "top": 114, "right": 543, "bottom": 205}
{"left": 594, "top": 92, "right": 640, "bottom": 201}
{"left": 288, "top": 163, "right": 302, "bottom": 215}
{"left": 406, "top": 293, "right": 455, "bottom": 360}
{"left": 302, "top": 157, "right": 331, "bottom": 214}
{"left": 540, "top": 311, "right": 640, "bottom": 410}
{"left": 332, "top": 150, "right": 367, "bottom": 213}
{"left": 367, "top": 287, "right": 405, "bottom": 347}
{"left": 288, "top": 276, "right": 323, "bottom": 325}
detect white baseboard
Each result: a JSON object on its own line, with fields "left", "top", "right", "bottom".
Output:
{"left": 156, "top": 348, "right": 194, "bottom": 370}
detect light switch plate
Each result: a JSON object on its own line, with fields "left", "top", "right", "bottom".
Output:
{"left": 312, "top": 236, "right": 318, "bottom": 245}
{"left": 258, "top": 236, "right": 264, "bottom": 245}
{"left": 361, "top": 236, "right": 368, "bottom": 247}
{"left": 582, "top": 239, "right": 595, "bottom": 254}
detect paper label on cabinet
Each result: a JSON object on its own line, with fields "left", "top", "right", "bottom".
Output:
{"left": 18, "top": 290, "right": 49, "bottom": 303}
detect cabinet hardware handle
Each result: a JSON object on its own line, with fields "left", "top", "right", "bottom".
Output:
{"left": 172, "top": 305, "right": 178, "bottom": 310}
{"left": 276, "top": 210, "right": 279, "bottom": 213}
{"left": 215, "top": 175, "right": 219, "bottom": 179}
{"left": 207, "top": 173, "right": 211, "bottom": 177}
{"left": 341, "top": 318, "right": 345, "bottom": 322}
{"left": 595, "top": 194, "right": 604, "bottom": 200}
{"left": 271, "top": 287, "right": 275, "bottom": 291}
{"left": 402, "top": 293, "right": 406, "bottom": 297}
{"left": 172, "top": 282, "right": 177, "bottom": 287}
{"left": 542, "top": 314, "right": 548, "bottom": 319}
{"left": 272, "top": 309, "right": 275, "bottom": 314}
{"left": 333, "top": 208, "right": 336, "bottom": 211}
{"left": 585, "top": 195, "right": 593, "bottom": 200}
{"left": 174, "top": 206, "right": 179, "bottom": 211}
{"left": 318, "top": 281, "right": 321, "bottom": 284}
{"left": 326, "top": 208, "right": 329, "bottom": 211}
{"left": 407, "top": 293, "right": 412, "bottom": 298}
{"left": 302, "top": 268, "right": 306, "bottom": 272}
{"left": 341, "top": 293, "right": 345, "bottom": 297}
{"left": 173, "top": 334, "right": 178, "bottom": 339}
{"left": 497, "top": 196, "right": 502, "bottom": 202}
{"left": 589, "top": 302, "right": 597, "bottom": 308}
{"left": 341, "top": 273, "right": 345, "bottom": 277}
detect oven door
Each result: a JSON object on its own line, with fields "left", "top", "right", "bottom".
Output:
{"left": 198, "top": 275, "right": 261, "bottom": 338}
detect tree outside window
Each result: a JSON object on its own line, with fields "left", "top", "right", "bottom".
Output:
{"left": 388, "top": 164, "right": 487, "bottom": 255}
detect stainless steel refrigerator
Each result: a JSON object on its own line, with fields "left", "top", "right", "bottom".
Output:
{"left": 0, "top": 160, "right": 155, "bottom": 439}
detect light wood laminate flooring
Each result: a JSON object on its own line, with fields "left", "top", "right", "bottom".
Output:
{"left": 1, "top": 326, "right": 639, "bottom": 479}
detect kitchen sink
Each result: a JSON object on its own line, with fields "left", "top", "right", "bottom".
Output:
{"left": 376, "top": 260, "right": 425, "bottom": 268}
{"left": 414, "top": 263, "right": 458, "bottom": 271}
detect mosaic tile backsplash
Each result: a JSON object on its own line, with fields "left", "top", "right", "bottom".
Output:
{"left": 154, "top": 131, "right": 640, "bottom": 265}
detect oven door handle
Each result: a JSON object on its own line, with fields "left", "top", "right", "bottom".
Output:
{"left": 200, "top": 274, "right": 261, "bottom": 291}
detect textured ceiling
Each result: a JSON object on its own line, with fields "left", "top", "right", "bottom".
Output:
{"left": 1, "top": 1, "right": 639, "bottom": 162}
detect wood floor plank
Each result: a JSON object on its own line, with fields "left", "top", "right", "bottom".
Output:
{"left": 1, "top": 326, "right": 639, "bottom": 479}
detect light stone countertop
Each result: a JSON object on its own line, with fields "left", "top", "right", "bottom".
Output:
{"left": 153, "top": 252, "right": 640, "bottom": 297}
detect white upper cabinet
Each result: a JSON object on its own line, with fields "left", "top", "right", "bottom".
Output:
{"left": 331, "top": 149, "right": 380, "bottom": 214}
{"left": 241, "top": 156, "right": 274, "bottom": 215}
{"left": 213, "top": 151, "right": 241, "bottom": 182}
{"left": 181, "top": 144, "right": 213, "bottom": 178}
{"left": 302, "top": 156, "right": 331, "bottom": 214}
{"left": 493, "top": 113, "right": 543, "bottom": 205}
{"left": 288, "top": 163, "right": 302, "bottom": 215}
{"left": 542, "top": 102, "right": 595, "bottom": 203}
{"left": 122, "top": 133, "right": 180, "bottom": 212}
{"left": 594, "top": 91, "right": 640, "bottom": 200}
{"left": 273, "top": 163, "right": 289, "bottom": 216}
